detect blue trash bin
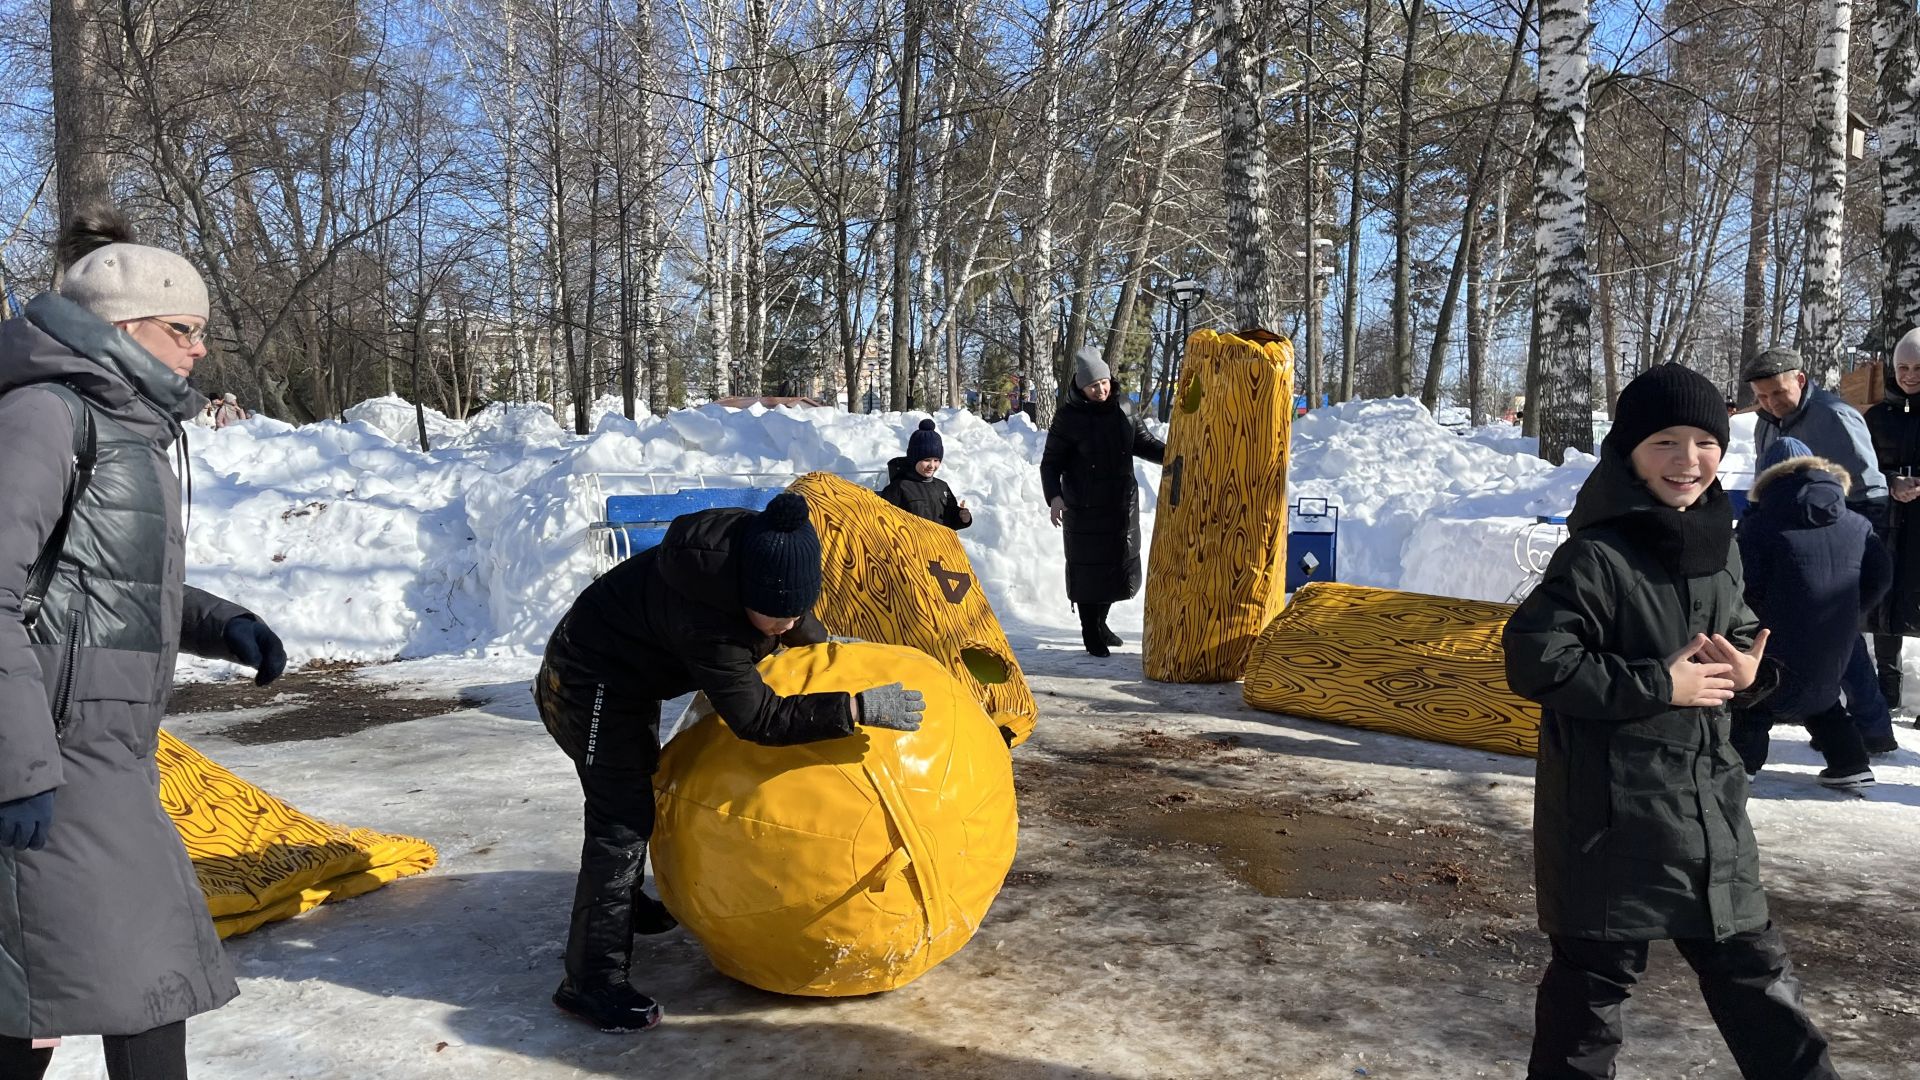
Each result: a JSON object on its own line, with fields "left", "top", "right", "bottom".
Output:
{"left": 1286, "top": 498, "right": 1339, "bottom": 593}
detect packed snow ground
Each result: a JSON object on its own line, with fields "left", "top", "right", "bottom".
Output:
{"left": 49, "top": 647, "right": 1920, "bottom": 1079}
{"left": 34, "top": 394, "right": 1917, "bottom": 1077}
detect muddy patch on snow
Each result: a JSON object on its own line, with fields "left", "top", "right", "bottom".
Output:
{"left": 1017, "top": 730, "right": 1528, "bottom": 918}
{"left": 170, "top": 662, "right": 479, "bottom": 743}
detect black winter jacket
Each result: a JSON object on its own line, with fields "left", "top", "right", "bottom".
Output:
{"left": 878, "top": 457, "right": 971, "bottom": 530}
{"left": 1504, "top": 451, "right": 1776, "bottom": 942}
{"left": 1736, "top": 456, "right": 1891, "bottom": 720}
{"left": 1867, "top": 396, "right": 1920, "bottom": 635}
{"left": 1038, "top": 382, "right": 1165, "bottom": 604}
{"left": 543, "top": 507, "right": 856, "bottom": 757}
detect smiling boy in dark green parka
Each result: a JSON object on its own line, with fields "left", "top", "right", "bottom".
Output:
{"left": 1503, "top": 363, "right": 1841, "bottom": 1080}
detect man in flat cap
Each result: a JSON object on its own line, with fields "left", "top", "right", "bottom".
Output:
{"left": 1745, "top": 345, "right": 1897, "bottom": 753}
{"left": 1745, "top": 347, "right": 1887, "bottom": 519}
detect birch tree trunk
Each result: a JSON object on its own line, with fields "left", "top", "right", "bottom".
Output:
{"left": 1213, "top": 0, "right": 1275, "bottom": 331}
{"left": 1302, "top": 4, "right": 1322, "bottom": 410}
{"left": 1390, "top": 0, "right": 1426, "bottom": 397}
{"left": 1598, "top": 234, "right": 1620, "bottom": 410}
{"left": 889, "top": 0, "right": 922, "bottom": 410}
{"left": 742, "top": 0, "right": 770, "bottom": 394}
{"left": 1465, "top": 220, "right": 1487, "bottom": 423}
{"left": 1740, "top": 119, "right": 1776, "bottom": 394}
{"left": 502, "top": 5, "right": 535, "bottom": 404}
{"left": 1532, "top": 0, "right": 1595, "bottom": 463}
{"left": 1027, "top": 0, "right": 1068, "bottom": 427}
{"left": 1339, "top": 0, "right": 1376, "bottom": 402}
{"left": 633, "top": 0, "right": 667, "bottom": 415}
{"left": 1796, "top": 0, "right": 1854, "bottom": 385}
{"left": 1877, "top": 0, "right": 1920, "bottom": 349}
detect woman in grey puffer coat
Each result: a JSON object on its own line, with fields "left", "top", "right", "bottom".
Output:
{"left": 0, "top": 209, "right": 286, "bottom": 1079}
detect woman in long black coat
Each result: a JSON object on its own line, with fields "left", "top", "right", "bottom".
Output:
{"left": 1039, "top": 346, "right": 1165, "bottom": 657}
{"left": 1865, "top": 328, "right": 1920, "bottom": 719}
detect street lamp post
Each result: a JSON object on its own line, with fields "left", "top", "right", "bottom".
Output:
{"left": 1162, "top": 276, "right": 1206, "bottom": 421}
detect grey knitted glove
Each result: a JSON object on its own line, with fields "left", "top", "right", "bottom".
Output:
{"left": 856, "top": 683, "right": 925, "bottom": 732}
{"left": 828, "top": 635, "right": 864, "bottom": 644}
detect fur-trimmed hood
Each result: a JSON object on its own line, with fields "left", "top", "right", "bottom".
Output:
{"left": 1750, "top": 453, "right": 1851, "bottom": 503}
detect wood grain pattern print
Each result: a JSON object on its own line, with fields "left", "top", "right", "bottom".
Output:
{"left": 1241, "top": 581, "right": 1540, "bottom": 757}
{"left": 1143, "top": 328, "right": 1297, "bottom": 683}
{"left": 789, "top": 473, "right": 1039, "bottom": 746}
{"left": 157, "top": 729, "right": 439, "bottom": 938}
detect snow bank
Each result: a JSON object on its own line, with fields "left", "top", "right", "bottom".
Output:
{"left": 186, "top": 401, "right": 1160, "bottom": 667}
{"left": 187, "top": 394, "right": 1712, "bottom": 668}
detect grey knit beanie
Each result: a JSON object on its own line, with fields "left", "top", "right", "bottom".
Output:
{"left": 59, "top": 242, "right": 210, "bottom": 324}
{"left": 1073, "top": 346, "right": 1110, "bottom": 389}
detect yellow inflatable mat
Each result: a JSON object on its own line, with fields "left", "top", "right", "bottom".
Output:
{"left": 158, "top": 729, "right": 439, "bottom": 938}
{"left": 1144, "top": 328, "right": 1296, "bottom": 683}
{"left": 1241, "top": 582, "right": 1539, "bottom": 757}
{"left": 791, "top": 472, "right": 1040, "bottom": 747}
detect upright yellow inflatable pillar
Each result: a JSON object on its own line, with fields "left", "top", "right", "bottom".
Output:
{"left": 1143, "top": 329, "right": 1296, "bottom": 683}
{"left": 789, "top": 472, "right": 1039, "bottom": 746}
{"left": 652, "top": 642, "right": 1018, "bottom": 996}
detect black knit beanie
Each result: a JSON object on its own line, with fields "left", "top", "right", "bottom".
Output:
{"left": 1603, "top": 363, "right": 1730, "bottom": 457}
{"left": 907, "top": 418, "right": 944, "bottom": 465}
{"left": 738, "top": 492, "right": 823, "bottom": 618}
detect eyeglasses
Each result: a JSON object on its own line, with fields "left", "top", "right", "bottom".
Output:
{"left": 145, "top": 318, "right": 208, "bottom": 346}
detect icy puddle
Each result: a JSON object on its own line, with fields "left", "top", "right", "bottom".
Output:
{"left": 1016, "top": 728, "right": 1528, "bottom": 919}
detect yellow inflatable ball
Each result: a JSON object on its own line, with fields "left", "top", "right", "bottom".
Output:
{"left": 651, "top": 641, "right": 1018, "bottom": 996}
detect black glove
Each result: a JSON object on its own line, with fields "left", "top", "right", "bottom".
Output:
{"left": 0, "top": 790, "right": 54, "bottom": 851}
{"left": 856, "top": 683, "right": 925, "bottom": 732}
{"left": 224, "top": 616, "right": 287, "bottom": 686}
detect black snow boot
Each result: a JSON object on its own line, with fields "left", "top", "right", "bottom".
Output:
{"left": 1081, "top": 625, "right": 1110, "bottom": 658}
{"left": 1101, "top": 626, "right": 1123, "bottom": 647}
{"left": 553, "top": 978, "right": 665, "bottom": 1032}
{"left": 1080, "top": 604, "right": 1111, "bottom": 658}
{"left": 563, "top": 811, "right": 661, "bottom": 1028}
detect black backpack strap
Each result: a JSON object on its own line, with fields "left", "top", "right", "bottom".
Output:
{"left": 22, "top": 384, "right": 97, "bottom": 631}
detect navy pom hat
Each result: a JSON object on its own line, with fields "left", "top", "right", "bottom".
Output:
{"left": 907, "top": 418, "right": 944, "bottom": 465}
{"left": 739, "top": 492, "right": 823, "bottom": 618}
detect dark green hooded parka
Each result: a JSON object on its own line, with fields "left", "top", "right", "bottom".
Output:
{"left": 1504, "top": 450, "right": 1775, "bottom": 942}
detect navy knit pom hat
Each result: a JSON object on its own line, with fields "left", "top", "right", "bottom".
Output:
{"left": 739, "top": 492, "right": 823, "bottom": 618}
{"left": 907, "top": 418, "right": 944, "bottom": 465}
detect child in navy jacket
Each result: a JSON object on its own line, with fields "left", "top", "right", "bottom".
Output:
{"left": 1733, "top": 435, "right": 1892, "bottom": 788}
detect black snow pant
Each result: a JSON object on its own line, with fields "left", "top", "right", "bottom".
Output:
{"left": 535, "top": 661, "right": 661, "bottom": 991}
{"left": 1528, "top": 926, "right": 1838, "bottom": 1080}
{"left": 1874, "top": 633, "right": 1905, "bottom": 713}
{"left": 0, "top": 1021, "right": 189, "bottom": 1080}
{"left": 1731, "top": 703, "right": 1870, "bottom": 776}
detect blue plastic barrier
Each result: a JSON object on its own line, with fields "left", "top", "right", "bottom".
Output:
{"left": 1286, "top": 498, "right": 1339, "bottom": 593}
{"left": 595, "top": 487, "right": 785, "bottom": 568}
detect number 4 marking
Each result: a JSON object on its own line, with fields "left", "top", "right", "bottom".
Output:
{"left": 929, "top": 561, "right": 972, "bottom": 604}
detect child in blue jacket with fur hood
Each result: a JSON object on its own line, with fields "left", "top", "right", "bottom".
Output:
{"left": 1731, "top": 435, "right": 1892, "bottom": 789}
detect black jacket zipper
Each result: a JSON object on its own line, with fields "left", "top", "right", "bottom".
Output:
{"left": 53, "top": 606, "right": 83, "bottom": 739}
